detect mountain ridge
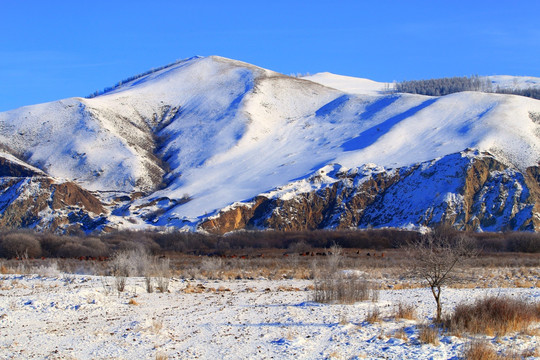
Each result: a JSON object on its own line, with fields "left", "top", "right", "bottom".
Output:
{"left": 0, "top": 56, "right": 538, "bottom": 233}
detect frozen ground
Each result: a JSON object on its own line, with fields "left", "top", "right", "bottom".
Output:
{"left": 0, "top": 274, "right": 539, "bottom": 359}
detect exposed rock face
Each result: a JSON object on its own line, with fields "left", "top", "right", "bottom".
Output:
{"left": 0, "top": 155, "right": 43, "bottom": 177}
{"left": 200, "top": 151, "right": 540, "bottom": 234}
{"left": 51, "top": 182, "right": 104, "bottom": 214}
{"left": 1, "top": 148, "right": 537, "bottom": 234}
{"left": 0, "top": 177, "right": 106, "bottom": 232}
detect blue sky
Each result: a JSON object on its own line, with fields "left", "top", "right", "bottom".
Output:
{"left": 1, "top": 0, "right": 539, "bottom": 111}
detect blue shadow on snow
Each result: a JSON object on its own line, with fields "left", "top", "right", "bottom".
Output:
{"left": 342, "top": 97, "right": 437, "bottom": 152}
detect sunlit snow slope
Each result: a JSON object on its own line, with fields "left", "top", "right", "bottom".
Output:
{"left": 0, "top": 56, "right": 539, "bottom": 233}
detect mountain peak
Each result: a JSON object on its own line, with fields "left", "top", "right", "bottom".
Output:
{"left": 0, "top": 56, "right": 539, "bottom": 233}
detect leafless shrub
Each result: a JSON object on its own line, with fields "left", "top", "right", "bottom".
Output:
{"left": 313, "top": 271, "right": 377, "bottom": 304}
{"left": 445, "top": 296, "right": 540, "bottom": 336}
{"left": 110, "top": 248, "right": 156, "bottom": 292}
{"left": 0, "top": 233, "right": 42, "bottom": 258}
{"left": 115, "top": 275, "right": 127, "bottom": 293}
{"left": 145, "top": 276, "right": 154, "bottom": 293}
{"left": 35, "top": 260, "right": 60, "bottom": 277}
{"left": 327, "top": 244, "right": 343, "bottom": 273}
{"left": 110, "top": 251, "right": 132, "bottom": 292}
{"left": 100, "top": 276, "right": 113, "bottom": 295}
{"left": 287, "top": 240, "right": 311, "bottom": 253}
{"left": 117, "top": 234, "right": 160, "bottom": 254}
{"left": 462, "top": 340, "right": 499, "bottom": 360}
{"left": 504, "top": 232, "right": 540, "bottom": 253}
{"left": 154, "top": 258, "right": 170, "bottom": 293}
{"left": 405, "top": 226, "right": 476, "bottom": 322}
{"left": 40, "top": 234, "right": 67, "bottom": 257}
{"left": 199, "top": 256, "right": 223, "bottom": 278}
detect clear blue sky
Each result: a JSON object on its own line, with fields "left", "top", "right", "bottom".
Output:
{"left": 1, "top": 0, "right": 539, "bottom": 111}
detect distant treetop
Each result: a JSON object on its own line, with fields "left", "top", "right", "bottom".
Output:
{"left": 395, "top": 75, "right": 540, "bottom": 100}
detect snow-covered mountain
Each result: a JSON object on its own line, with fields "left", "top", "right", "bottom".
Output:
{"left": 0, "top": 56, "right": 539, "bottom": 233}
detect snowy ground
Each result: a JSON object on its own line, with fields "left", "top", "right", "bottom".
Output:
{"left": 0, "top": 274, "right": 539, "bottom": 359}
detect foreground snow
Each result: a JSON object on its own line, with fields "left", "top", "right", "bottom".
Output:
{"left": 0, "top": 274, "right": 538, "bottom": 359}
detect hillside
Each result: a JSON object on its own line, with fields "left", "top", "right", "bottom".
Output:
{"left": 0, "top": 56, "right": 538, "bottom": 233}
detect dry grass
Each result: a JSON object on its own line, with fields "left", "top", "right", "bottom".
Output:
{"left": 128, "top": 298, "right": 139, "bottom": 306}
{"left": 392, "top": 302, "right": 417, "bottom": 320}
{"left": 183, "top": 283, "right": 207, "bottom": 293}
{"left": 313, "top": 272, "right": 378, "bottom": 304}
{"left": 151, "top": 319, "right": 163, "bottom": 333}
{"left": 393, "top": 327, "right": 409, "bottom": 342}
{"left": 366, "top": 307, "right": 381, "bottom": 324}
{"left": 155, "top": 352, "right": 168, "bottom": 360}
{"left": 418, "top": 325, "right": 439, "bottom": 345}
{"left": 462, "top": 341, "right": 499, "bottom": 360}
{"left": 0, "top": 265, "right": 9, "bottom": 274}
{"left": 521, "top": 347, "right": 540, "bottom": 358}
{"left": 276, "top": 285, "right": 301, "bottom": 292}
{"left": 445, "top": 296, "right": 540, "bottom": 336}
{"left": 0, "top": 244, "right": 538, "bottom": 285}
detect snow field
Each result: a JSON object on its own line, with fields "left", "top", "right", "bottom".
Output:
{"left": 0, "top": 274, "right": 539, "bottom": 359}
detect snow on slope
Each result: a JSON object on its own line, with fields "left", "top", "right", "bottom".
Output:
{"left": 336, "top": 91, "right": 540, "bottom": 171}
{"left": 304, "top": 73, "right": 540, "bottom": 94}
{"left": 487, "top": 75, "right": 540, "bottom": 90}
{"left": 0, "top": 56, "right": 539, "bottom": 230}
{"left": 302, "top": 72, "right": 393, "bottom": 95}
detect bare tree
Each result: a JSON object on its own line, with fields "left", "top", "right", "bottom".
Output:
{"left": 406, "top": 227, "right": 475, "bottom": 322}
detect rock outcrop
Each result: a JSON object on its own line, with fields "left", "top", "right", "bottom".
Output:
{"left": 200, "top": 151, "right": 539, "bottom": 234}
{"left": 0, "top": 177, "right": 106, "bottom": 233}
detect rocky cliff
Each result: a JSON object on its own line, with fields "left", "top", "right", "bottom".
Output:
{"left": 201, "top": 150, "right": 539, "bottom": 234}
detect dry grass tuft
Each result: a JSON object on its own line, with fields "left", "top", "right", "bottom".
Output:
{"left": 445, "top": 296, "right": 540, "bottom": 336}
{"left": 393, "top": 302, "right": 417, "bottom": 320}
{"left": 0, "top": 265, "right": 9, "bottom": 274}
{"left": 151, "top": 319, "right": 163, "bottom": 333}
{"left": 313, "top": 272, "right": 378, "bottom": 304}
{"left": 183, "top": 283, "right": 206, "bottom": 293}
{"left": 418, "top": 325, "right": 439, "bottom": 346}
{"left": 462, "top": 341, "right": 499, "bottom": 360}
{"left": 155, "top": 352, "right": 168, "bottom": 360}
{"left": 521, "top": 347, "right": 540, "bottom": 358}
{"left": 393, "top": 327, "right": 408, "bottom": 342}
{"left": 365, "top": 307, "right": 381, "bottom": 324}
{"left": 128, "top": 298, "right": 139, "bottom": 306}
{"left": 277, "top": 285, "right": 301, "bottom": 292}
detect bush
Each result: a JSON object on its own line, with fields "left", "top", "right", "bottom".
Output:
{"left": 0, "top": 233, "right": 42, "bottom": 258}
{"left": 40, "top": 234, "right": 66, "bottom": 257}
{"left": 504, "top": 232, "right": 540, "bottom": 253}
{"left": 154, "top": 258, "right": 170, "bottom": 293}
{"left": 56, "top": 237, "right": 109, "bottom": 258}
{"left": 313, "top": 271, "right": 377, "bottom": 304}
{"left": 445, "top": 296, "right": 540, "bottom": 335}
